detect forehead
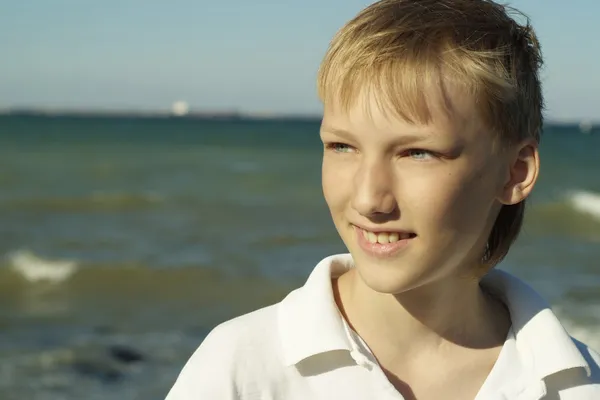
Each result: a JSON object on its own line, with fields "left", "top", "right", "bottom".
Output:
{"left": 321, "top": 84, "right": 486, "bottom": 143}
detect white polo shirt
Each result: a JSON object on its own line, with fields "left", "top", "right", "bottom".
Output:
{"left": 166, "top": 254, "right": 600, "bottom": 400}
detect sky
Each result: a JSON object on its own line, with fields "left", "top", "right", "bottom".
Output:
{"left": 1, "top": 0, "right": 599, "bottom": 121}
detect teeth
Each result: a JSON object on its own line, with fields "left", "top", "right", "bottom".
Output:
{"left": 376, "top": 233, "right": 389, "bottom": 243}
{"left": 367, "top": 232, "right": 377, "bottom": 243}
{"left": 362, "top": 229, "right": 412, "bottom": 244}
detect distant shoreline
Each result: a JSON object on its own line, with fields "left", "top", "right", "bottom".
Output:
{"left": 0, "top": 109, "right": 595, "bottom": 127}
{"left": 0, "top": 108, "right": 321, "bottom": 122}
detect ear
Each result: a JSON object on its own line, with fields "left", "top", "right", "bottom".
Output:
{"left": 498, "top": 139, "right": 540, "bottom": 205}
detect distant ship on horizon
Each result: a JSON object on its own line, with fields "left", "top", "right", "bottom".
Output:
{"left": 171, "top": 101, "right": 189, "bottom": 117}
{"left": 579, "top": 120, "right": 593, "bottom": 134}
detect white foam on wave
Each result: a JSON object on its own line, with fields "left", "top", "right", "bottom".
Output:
{"left": 7, "top": 249, "right": 79, "bottom": 284}
{"left": 555, "top": 305, "right": 600, "bottom": 352}
{"left": 566, "top": 190, "right": 600, "bottom": 221}
{"left": 569, "top": 325, "right": 600, "bottom": 353}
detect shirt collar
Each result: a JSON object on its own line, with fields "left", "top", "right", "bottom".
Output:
{"left": 277, "top": 253, "right": 591, "bottom": 379}
{"left": 278, "top": 254, "right": 354, "bottom": 366}
{"left": 481, "top": 268, "right": 592, "bottom": 380}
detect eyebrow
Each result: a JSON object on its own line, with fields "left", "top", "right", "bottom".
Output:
{"left": 320, "top": 126, "right": 434, "bottom": 145}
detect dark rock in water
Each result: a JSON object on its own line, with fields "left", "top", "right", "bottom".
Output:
{"left": 72, "top": 359, "right": 123, "bottom": 383}
{"left": 108, "top": 344, "right": 145, "bottom": 364}
{"left": 68, "top": 343, "right": 145, "bottom": 384}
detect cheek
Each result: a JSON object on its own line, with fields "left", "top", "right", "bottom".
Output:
{"left": 321, "top": 158, "right": 348, "bottom": 210}
{"left": 408, "top": 166, "right": 496, "bottom": 230}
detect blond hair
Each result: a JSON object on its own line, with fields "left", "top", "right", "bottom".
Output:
{"left": 317, "top": 0, "right": 544, "bottom": 269}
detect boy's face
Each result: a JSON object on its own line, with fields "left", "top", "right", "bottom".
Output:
{"left": 320, "top": 89, "right": 518, "bottom": 293}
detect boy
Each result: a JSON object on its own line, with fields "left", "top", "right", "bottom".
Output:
{"left": 166, "top": 1, "right": 600, "bottom": 399}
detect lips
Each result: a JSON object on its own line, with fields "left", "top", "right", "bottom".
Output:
{"left": 353, "top": 225, "right": 417, "bottom": 258}
{"left": 360, "top": 229, "right": 415, "bottom": 244}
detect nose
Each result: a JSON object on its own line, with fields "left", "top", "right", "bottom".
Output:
{"left": 351, "top": 159, "right": 397, "bottom": 217}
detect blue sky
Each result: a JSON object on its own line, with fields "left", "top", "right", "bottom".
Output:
{"left": 1, "top": 0, "right": 598, "bottom": 121}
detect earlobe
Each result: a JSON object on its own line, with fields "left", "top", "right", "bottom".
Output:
{"left": 498, "top": 140, "right": 540, "bottom": 206}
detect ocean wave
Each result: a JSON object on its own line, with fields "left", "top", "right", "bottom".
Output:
{"left": 8, "top": 249, "right": 79, "bottom": 284}
{"left": 526, "top": 190, "right": 600, "bottom": 239}
{"left": 557, "top": 309, "right": 600, "bottom": 352}
{"left": 568, "top": 324, "right": 600, "bottom": 353}
{"left": 0, "top": 191, "right": 164, "bottom": 212}
{"left": 0, "top": 254, "right": 294, "bottom": 311}
{"left": 566, "top": 190, "right": 600, "bottom": 221}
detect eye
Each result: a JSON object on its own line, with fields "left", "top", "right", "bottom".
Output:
{"left": 326, "top": 142, "right": 356, "bottom": 154}
{"left": 406, "top": 149, "right": 435, "bottom": 160}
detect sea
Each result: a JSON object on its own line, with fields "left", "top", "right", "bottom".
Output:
{"left": 0, "top": 114, "right": 599, "bottom": 399}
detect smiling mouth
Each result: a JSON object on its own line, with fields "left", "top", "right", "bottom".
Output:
{"left": 358, "top": 228, "right": 417, "bottom": 244}
{"left": 353, "top": 226, "right": 416, "bottom": 257}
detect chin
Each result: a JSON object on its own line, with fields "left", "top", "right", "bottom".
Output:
{"left": 350, "top": 251, "right": 425, "bottom": 295}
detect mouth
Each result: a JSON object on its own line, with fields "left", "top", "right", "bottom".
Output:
{"left": 359, "top": 229, "right": 416, "bottom": 244}
{"left": 353, "top": 225, "right": 417, "bottom": 257}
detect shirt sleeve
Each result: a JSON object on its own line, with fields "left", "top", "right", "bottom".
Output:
{"left": 165, "top": 324, "right": 246, "bottom": 400}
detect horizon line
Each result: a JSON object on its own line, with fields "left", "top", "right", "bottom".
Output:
{"left": 0, "top": 106, "right": 597, "bottom": 125}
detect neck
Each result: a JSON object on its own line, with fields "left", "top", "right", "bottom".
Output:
{"left": 333, "top": 268, "right": 510, "bottom": 358}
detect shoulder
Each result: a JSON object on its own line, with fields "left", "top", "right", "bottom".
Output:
{"left": 547, "top": 338, "right": 600, "bottom": 400}
{"left": 166, "top": 304, "right": 282, "bottom": 400}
